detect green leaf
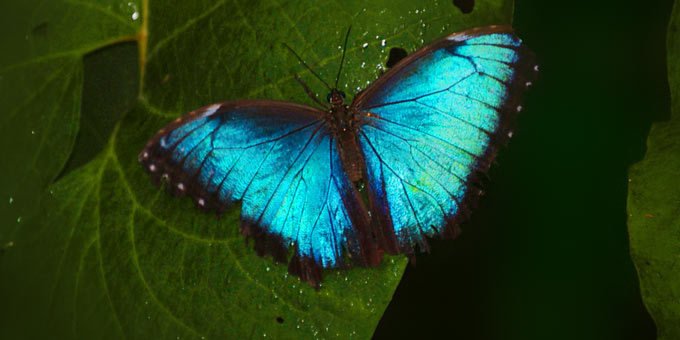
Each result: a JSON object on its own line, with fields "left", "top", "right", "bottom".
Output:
{"left": 628, "top": 0, "right": 680, "bottom": 338}
{"left": 0, "top": 0, "right": 515, "bottom": 338}
{"left": 0, "top": 0, "right": 141, "bottom": 244}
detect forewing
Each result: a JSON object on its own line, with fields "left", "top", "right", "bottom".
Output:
{"left": 139, "top": 101, "right": 368, "bottom": 285}
{"left": 354, "top": 26, "right": 537, "bottom": 252}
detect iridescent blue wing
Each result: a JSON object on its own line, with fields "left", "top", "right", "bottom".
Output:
{"left": 139, "top": 101, "right": 374, "bottom": 286}
{"left": 353, "top": 26, "right": 537, "bottom": 253}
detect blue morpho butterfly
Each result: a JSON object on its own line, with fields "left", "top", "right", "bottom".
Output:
{"left": 139, "top": 25, "right": 537, "bottom": 288}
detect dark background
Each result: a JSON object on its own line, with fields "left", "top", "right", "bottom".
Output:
{"left": 375, "top": 0, "right": 673, "bottom": 339}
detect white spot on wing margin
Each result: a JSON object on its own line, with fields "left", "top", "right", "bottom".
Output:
{"left": 199, "top": 104, "right": 222, "bottom": 118}
{"left": 447, "top": 33, "right": 470, "bottom": 42}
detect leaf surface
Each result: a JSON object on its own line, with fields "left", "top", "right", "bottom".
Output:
{"left": 628, "top": 0, "right": 680, "bottom": 338}
{"left": 0, "top": 0, "right": 514, "bottom": 338}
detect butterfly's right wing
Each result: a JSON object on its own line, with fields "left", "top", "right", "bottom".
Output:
{"left": 353, "top": 26, "right": 537, "bottom": 253}
{"left": 139, "top": 101, "right": 374, "bottom": 285}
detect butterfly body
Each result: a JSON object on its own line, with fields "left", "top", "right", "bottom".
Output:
{"left": 323, "top": 91, "right": 366, "bottom": 183}
{"left": 140, "top": 26, "right": 537, "bottom": 287}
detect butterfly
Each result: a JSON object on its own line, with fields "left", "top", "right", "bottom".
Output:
{"left": 139, "top": 25, "right": 537, "bottom": 287}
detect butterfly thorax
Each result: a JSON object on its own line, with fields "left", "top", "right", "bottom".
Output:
{"left": 326, "top": 89, "right": 365, "bottom": 183}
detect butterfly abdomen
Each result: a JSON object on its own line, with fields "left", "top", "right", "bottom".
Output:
{"left": 336, "top": 128, "right": 366, "bottom": 183}
{"left": 328, "top": 103, "right": 367, "bottom": 183}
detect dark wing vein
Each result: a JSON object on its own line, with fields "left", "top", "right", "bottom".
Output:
{"left": 166, "top": 118, "right": 213, "bottom": 151}
{"left": 253, "top": 123, "right": 325, "bottom": 225}
{"left": 240, "top": 142, "right": 278, "bottom": 200}
{"left": 364, "top": 118, "right": 480, "bottom": 158}
{"left": 413, "top": 99, "right": 493, "bottom": 135}
{"left": 360, "top": 130, "right": 449, "bottom": 221}
{"left": 175, "top": 121, "right": 224, "bottom": 175}
{"left": 362, "top": 73, "right": 475, "bottom": 110}
{"left": 362, "top": 122, "right": 479, "bottom": 171}
{"left": 212, "top": 120, "right": 322, "bottom": 151}
{"left": 304, "top": 139, "right": 335, "bottom": 249}
{"left": 409, "top": 145, "right": 465, "bottom": 207}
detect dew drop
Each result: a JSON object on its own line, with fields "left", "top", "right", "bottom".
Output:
{"left": 16, "top": 216, "right": 21, "bottom": 223}
{"left": 265, "top": 266, "right": 270, "bottom": 272}
{"left": 8, "top": 197, "right": 13, "bottom": 204}
{"left": 361, "top": 42, "right": 368, "bottom": 48}
{"left": 380, "top": 39, "right": 386, "bottom": 47}
{"left": 128, "top": 2, "right": 139, "bottom": 21}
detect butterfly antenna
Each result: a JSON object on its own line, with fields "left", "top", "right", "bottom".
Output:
{"left": 294, "top": 74, "right": 328, "bottom": 109}
{"left": 283, "top": 43, "right": 332, "bottom": 90}
{"left": 334, "top": 25, "right": 352, "bottom": 89}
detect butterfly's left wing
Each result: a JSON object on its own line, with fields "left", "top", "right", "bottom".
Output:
{"left": 353, "top": 26, "right": 537, "bottom": 253}
{"left": 139, "top": 101, "right": 374, "bottom": 286}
